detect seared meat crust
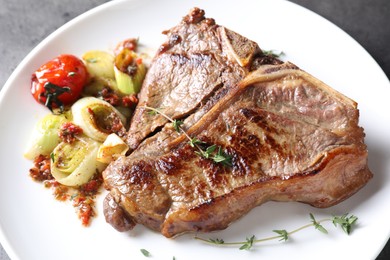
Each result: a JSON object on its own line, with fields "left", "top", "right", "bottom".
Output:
{"left": 103, "top": 8, "right": 372, "bottom": 237}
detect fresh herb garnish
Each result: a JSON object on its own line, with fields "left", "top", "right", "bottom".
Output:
{"left": 273, "top": 229, "right": 289, "bottom": 241}
{"left": 310, "top": 213, "right": 328, "bottom": 234}
{"left": 86, "top": 58, "right": 98, "bottom": 63}
{"left": 212, "top": 147, "right": 232, "bottom": 166}
{"left": 189, "top": 137, "right": 204, "bottom": 148}
{"left": 143, "top": 106, "right": 232, "bottom": 167}
{"left": 172, "top": 119, "right": 184, "bottom": 133}
{"left": 50, "top": 152, "right": 55, "bottom": 163}
{"left": 195, "top": 213, "right": 358, "bottom": 250}
{"left": 195, "top": 144, "right": 216, "bottom": 159}
{"left": 209, "top": 238, "right": 225, "bottom": 244}
{"left": 332, "top": 213, "right": 358, "bottom": 235}
{"left": 147, "top": 109, "right": 158, "bottom": 116}
{"left": 40, "top": 82, "right": 70, "bottom": 113}
{"left": 140, "top": 249, "right": 151, "bottom": 257}
{"left": 239, "top": 235, "right": 256, "bottom": 250}
{"left": 263, "top": 49, "right": 285, "bottom": 58}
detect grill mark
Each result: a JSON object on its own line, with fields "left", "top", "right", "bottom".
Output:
{"left": 155, "top": 144, "right": 194, "bottom": 176}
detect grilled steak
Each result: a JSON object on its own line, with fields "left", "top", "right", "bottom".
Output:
{"left": 126, "top": 7, "right": 280, "bottom": 150}
{"left": 103, "top": 8, "right": 372, "bottom": 237}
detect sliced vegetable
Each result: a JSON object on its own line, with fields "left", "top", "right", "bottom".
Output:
{"left": 51, "top": 137, "right": 105, "bottom": 186}
{"left": 31, "top": 54, "right": 88, "bottom": 111}
{"left": 114, "top": 49, "right": 146, "bottom": 95}
{"left": 82, "top": 77, "right": 118, "bottom": 97}
{"left": 96, "top": 133, "right": 129, "bottom": 164}
{"left": 82, "top": 50, "right": 115, "bottom": 79}
{"left": 82, "top": 51, "right": 124, "bottom": 96}
{"left": 71, "top": 97, "right": 127, "bottom": 142}
{"left": 24, "top": 113, "right": 70, "bottom": 160}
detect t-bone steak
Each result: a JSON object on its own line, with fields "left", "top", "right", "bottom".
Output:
{"left": 102, "top": 7, "right": 373, "bottom": 237}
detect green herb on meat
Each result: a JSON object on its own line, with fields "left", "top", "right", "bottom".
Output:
{"left": 143, "top": 106, "right": 232, "bottom": 167}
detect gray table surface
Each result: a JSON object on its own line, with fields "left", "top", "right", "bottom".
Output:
{"left": 1, "top": 0, "right": 389, "bottom": 259}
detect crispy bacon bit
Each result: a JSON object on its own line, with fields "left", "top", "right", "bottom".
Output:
{"left": 135, "top": 57, "right": 143, "bottom": 65}
{"left": 59, "top": 122, "right": 83, "bottom": 143}
{"left": 29, "top": 154, "right": 53, "bottom": 181}
{"left": 122, "top": 94, "right": 138, "bottom": 108}
{"left": 100, "top": 87, "right": 139, "bottom": 108}
{"left": 107, "top": 113, "right": 127, "bottom": 138}
{"left": 110, "top": 116, "right": 123, "bottom": 133}
{"left": 87, "top": 107, "right": 94, "bottom": 118}
{"left": 114, "top": 38, "right": 138, "bottom": 56}
{"left": 70, "top": 173, "right": 103, "bottom": 226}
{"left": 72, "top": 195, "right": 95, "bottom": 226}
{"left": 53, "top": 184, "right": 69, "bottom": 201}
{"left": 79, "top": 173, "right": 103, "bottom": 196}
{"left": 43, "top": 179, "right": 57, "bottom": 188}
{"left": 100, "top": 87, "right": 120, "bottom": 106}
{"left": 42, "top": 180, "right": 69, "bottom": 201}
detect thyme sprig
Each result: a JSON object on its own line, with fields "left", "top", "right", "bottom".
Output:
{"left": 194, "top": 213, "right": 358, "bottom": 250}
{"left": 143, "top": 106, "right": 232, "bottom": 166}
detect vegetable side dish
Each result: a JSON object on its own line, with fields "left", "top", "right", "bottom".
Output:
{"left": 25, "top": 38, "right": 147, "bottom": 225}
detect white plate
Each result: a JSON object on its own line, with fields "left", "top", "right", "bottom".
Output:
{"left": 1, "top": 0, "right": 389, "bottom": 259}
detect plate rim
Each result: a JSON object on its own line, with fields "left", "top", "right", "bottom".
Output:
{"left": 1, "top": 0, "right": 389, "bottom": 259}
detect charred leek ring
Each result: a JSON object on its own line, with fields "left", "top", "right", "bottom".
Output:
{"left": 114, "top": 49, "right": 146, "bottom": 95}
{"left": 96, "top": 133, "right": 129, "bottom": 164}
{"left": 50, "top": 137, "right": 105, "bottom": 186}
{"left": 71, "top": 97, "right": 127, "bottom": 143}
{"left": 24, "top": 113, "right": 70, "bottom": 160}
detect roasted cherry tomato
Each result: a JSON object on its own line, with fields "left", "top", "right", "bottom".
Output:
{"left": 31, "top": 54, "right": 88, "bottom": 111}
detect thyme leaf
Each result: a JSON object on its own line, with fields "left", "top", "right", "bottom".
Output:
{"left": 332, "top": 214, "right": 358, "bottom": 235}
{"left": 273, "top": 229, "right": 289, "bottom": 241}
{"left": 86, "top": 58, "right": 98, "bottom": 63}
{"left": 140, "top": 249, "right": 151, "bottom": 257}
{"left": 204, "top": 145, "right": 217, "bottom": 158}
{"left": 172, "top": 119, "right": 184, "bottom": 133}
{"left": 188, "top": 137, "right": 204, "bottom": 148}
{"left": 310, "top": 213, "right": 328, "bottom": 234}
{"left": 41, "top": 82, "right": 70, "bottom": 113}
{"left": 147, "top": 109, "right": 158, "bottom": 116}
{"left": 262, "top": 49, "right": 285, "bottom": 58}
{"left": 209, "top": 238, "right": 225, "bottom": 244}
{"left": 50, "top": 152, "right": 55, "bottom": 163}
{"left": 239, "top": 235, "right": 256, "bottom": 250}
{"left": 212, "top": 147, "right": 232, "bottom": 166}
